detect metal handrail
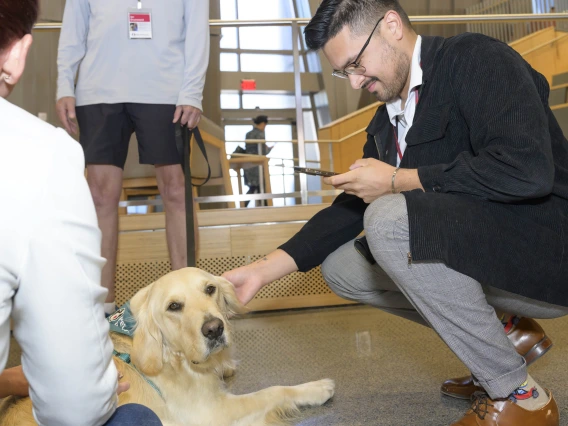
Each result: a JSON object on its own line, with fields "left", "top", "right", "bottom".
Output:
{"left": 32, "top": 13, "right": 568, "bottom": 30}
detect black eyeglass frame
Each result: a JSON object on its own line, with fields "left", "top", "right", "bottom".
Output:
{"left": 331, "top": 15, "right": 385, "bottom": 79}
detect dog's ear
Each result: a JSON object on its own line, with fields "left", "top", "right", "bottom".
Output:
{"left": 216, "top": 277, "right": 248, "bottom": 318}
{"left": 130, "top": 283, "right": 164, "bottom": 376}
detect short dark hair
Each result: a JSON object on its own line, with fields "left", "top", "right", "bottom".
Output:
{"left": 304, "top": 0, "right": 411, "bottom": 51}
{"left": 0, "top": 0, "right": 39, "bottom": 53}
{"left": 253, "top": 115, "right": 268, "bottom": 125}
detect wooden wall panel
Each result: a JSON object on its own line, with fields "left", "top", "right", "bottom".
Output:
{"left": 117, "top": 231, "right": 169, "bottom": 263}
{"left": 199, "top": 227, "right": 232, "bottom": 258}
{"left": 338, "top": 131, "right": 368, "bottom": 174}
{"left": 114, "top": 214, "right": 354, "bottom": 312}
{"left": 509, "top": 26, "right": 556, "bottom": 53}
{"left": 520, "top": 31, "right": 568, "bottom": 83}
{"left": 230, "top": 223, "right": 304, "bottom": 257}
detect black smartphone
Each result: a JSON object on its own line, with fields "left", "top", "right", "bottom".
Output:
{"left": 293, "top": 166, "right": 339, "bottom": 177}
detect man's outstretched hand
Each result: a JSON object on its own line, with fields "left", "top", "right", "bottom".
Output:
{"left": 222, "top": 266, "right": 264, "bottom": 306}
{"left": 222, "top": 250, "right": 300, "bottom": 306}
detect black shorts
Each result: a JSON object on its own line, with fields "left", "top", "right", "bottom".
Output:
{"left": 75, "top": 103, "right": 181, "bottom": 168}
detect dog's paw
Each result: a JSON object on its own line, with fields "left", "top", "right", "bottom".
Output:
{"left": 293, "top": 379, "right": 335, "bottom": 407}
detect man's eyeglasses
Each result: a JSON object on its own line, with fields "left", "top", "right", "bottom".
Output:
{"left": 332, "top": 15, "right": 384, "bottom": 79}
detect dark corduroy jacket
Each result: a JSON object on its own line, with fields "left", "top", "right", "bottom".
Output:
{"left": 279, "top": 33, "right": 568, "bottom": 307}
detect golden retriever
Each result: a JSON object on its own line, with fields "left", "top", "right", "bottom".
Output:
{"left": 0, "top": 267, "right": 335, "bottom": 426}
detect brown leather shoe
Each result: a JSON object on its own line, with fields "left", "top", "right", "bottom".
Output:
{"left": 450, "top": 390, "right": 559, "bottom": 425}
{"left": 441, "top": 317, "right": 553, "bottom": 400}
{"left": 508, "top": 317, "right": 553, "bottom": 365}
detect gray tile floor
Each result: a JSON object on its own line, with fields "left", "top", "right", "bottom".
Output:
{"left": 227, "top": 305, "right": 568, "bottom": 426}
{"left": 5, "top": 305, "right": 568, "bottom": 425}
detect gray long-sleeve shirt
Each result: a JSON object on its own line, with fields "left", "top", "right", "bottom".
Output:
{"left": 57, "top": 0, "right": 209, "bottom": 110}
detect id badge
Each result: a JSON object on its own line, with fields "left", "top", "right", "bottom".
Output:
{"left": 128, "top": 8, "right": 152, "bottom": 39}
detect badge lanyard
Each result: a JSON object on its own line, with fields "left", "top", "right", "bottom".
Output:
{"left": 128, "top": 0, "right": 152, "bottom": 39}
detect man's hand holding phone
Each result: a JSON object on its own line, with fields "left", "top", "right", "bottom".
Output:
{"left": 322, "top": 159, "right": 393, "bottom": 203}
{"left": 323, "top": 159, "right": 423, "bottom": 203}
{"left": 293, "top": 166, "right": 339, "bottom": 177}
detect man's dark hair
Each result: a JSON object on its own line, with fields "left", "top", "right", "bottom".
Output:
{"left": 0, "top": 0, "right": 39, "bottom": 52}
{"left": 304, "top": 0, "right": 411, "bottom": 51}
{"left": 253, "top": 115, "right": 268, "bottom": 125}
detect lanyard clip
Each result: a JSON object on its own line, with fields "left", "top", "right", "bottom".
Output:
{"left": 137, "top": 0, "right": 142, "bottom": 9}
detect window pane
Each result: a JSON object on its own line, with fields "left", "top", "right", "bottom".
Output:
{"left": 220, "top": 27, "right": 238, "bottom": 49}
{"left": 240, "top": 54, "right": 305, "bottom": 72}
{"left": 303, "top": 111, "right": 318, "bottom": 142}
{"left": 314, "top": 90, "right": 332, "bottom": 127}
{"left": 220, "top": 53, "right": 239, "bottom": 71}
{"left": 296, "top": 0, "right": 312, "bottom": 18}
{"left": 225, "top": 125, "right": 251, "bottom": 142}
{"left": 306, "top": 52, "right": 322, "bottom": 73}
{"left": 265, "top": 125, "right": 294, "bottom": 207}
{"left": 237, "top": 0, "right": 295, "bottom": 19}
{"left": 220, "top": 0, "right": 237, "bottom": 19}
{"left": 241, "top": 93, "right": 311, "bottom": 109}
{"left": 239, "top": 27, "right": 292, "bottom": 50}
{"left": 266, "top": 124, "right": 292, "bottom": 142}
{"left": 220, "top": 92, "right": 240, "bottom": 109}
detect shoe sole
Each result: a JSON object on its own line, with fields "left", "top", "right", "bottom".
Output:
{"left": 440, "top": 335, "right": 553, "bottom": 400}
{"left": 440, "top": 388, "right": 479, "bottom": 400}
{"left": 523, "top": 336, "right": 553, "bottom": 366}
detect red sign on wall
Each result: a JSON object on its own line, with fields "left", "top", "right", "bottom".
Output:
{"left": 240, "top": 79, "right": 256, "bottom": 91}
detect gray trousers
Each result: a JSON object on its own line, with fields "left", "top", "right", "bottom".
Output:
{"left": 321, "top": 194, "right": 568, "bottom": 399}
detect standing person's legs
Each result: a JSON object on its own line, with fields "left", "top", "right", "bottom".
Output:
{"left": 126, "top": 104, "right": 197, "bottom": 269}
{"left": 155, "top": 164, "right": 191, "bottom": 269}
{"left": 86, "top": 165, "right": 124, "bottom": 303}
{"left": 104, "top": 404, "right": 162, "bottom": 426}
{"left": 363, "top": 194, "right": 567, "bottom": 400}
{"left": 76, "top": 104, "right": 133, "bottom": 306}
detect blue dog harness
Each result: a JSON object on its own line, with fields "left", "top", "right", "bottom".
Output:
{"left": 107, "top": 302, "right": 163, "bottom": 399}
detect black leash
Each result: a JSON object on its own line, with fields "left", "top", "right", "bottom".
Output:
{"left": 181, "top": 125, "right": 211, "bottom": 267}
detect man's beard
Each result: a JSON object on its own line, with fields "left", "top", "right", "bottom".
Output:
{"left": 366, "top": 40, "right": 410, "bottom": 103}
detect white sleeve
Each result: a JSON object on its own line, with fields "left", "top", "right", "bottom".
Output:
{"left": 177, "top": 0, "right": 210, "bottom": 109}
{"left": 56, "top": 0, "right": 90, "bottom": 100}
{"left": 12, "top": 132, "right": 118, "bottom": 426}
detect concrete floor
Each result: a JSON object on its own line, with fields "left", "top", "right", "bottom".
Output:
{"left": 5, "top": 305, "right": 568, "bottom": 425}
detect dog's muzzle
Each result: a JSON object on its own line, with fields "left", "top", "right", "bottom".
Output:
{"left": 201, "top": 317, "right": 224, "bottom": 341}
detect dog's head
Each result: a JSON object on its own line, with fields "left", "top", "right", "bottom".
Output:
{"left": 129, "top": 267, "right": 246, "bottom": 376}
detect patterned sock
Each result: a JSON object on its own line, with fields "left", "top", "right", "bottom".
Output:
{"left": 503, "top": 315, "right": 520, "bottom": 334}
{"left": 507, "top": 374, "right": 547, "bottom": 411}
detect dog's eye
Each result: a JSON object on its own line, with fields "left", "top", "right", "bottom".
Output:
{"left": 205, "top": 285, "right": 216, "bottom": 296}
{"left": 167, "top": 302, "right": 183, "bottom": 312}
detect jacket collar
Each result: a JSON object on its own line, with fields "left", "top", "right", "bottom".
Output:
{"left": 365, "top": 35, "right": 446, "bottom": 136}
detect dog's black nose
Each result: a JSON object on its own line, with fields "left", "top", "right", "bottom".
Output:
{"left": 201, "top": 318, "right": 224, "bottom": 340}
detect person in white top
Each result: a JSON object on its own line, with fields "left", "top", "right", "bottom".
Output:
{"left": 0, "top": 1, "right": 161, "bottom": 424}
{"left": 56, "top": 0, "right": 210, "bottom": 314}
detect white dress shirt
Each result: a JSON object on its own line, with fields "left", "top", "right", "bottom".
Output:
{"left": 0, "top": 98, "right": 118, "bottom": 426}
{"left": 386, "top": 36, "right": 423, "bottom": 167}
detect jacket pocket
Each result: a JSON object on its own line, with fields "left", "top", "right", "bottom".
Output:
{"left": 406, "top": 104, "right": 452, "bottom": 146}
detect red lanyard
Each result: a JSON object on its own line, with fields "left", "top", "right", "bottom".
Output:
{"left": 392, "top": 87, "right": 420, "bottom": 161}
